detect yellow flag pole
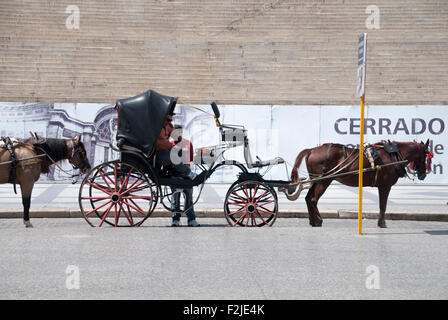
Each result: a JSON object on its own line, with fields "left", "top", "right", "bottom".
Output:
{"left": 358, "top": 94, "right": 365, "bottom": 235}
{"left": 357, "top": 32, "right": 367, "bottom": 236}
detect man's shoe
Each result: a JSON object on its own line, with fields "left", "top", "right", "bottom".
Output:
{"left": 171, "top": 220, "right": 181, "bottom": 227}
{"left": 188, "top": 220, "right": 200, "bottom": 227}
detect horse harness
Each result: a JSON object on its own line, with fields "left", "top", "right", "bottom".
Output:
{"left": 321, "top": 143, "right": 333, "bottom": 175}
{"left": 1, "top": 136, "right": 84, "bottom": 193}
{"left": 1, "top": 136, "right": 19, "bottom": 194}
{"left": 378, "top": 140, "right": 407, "bottom": 177}
{"left": 367, "top": 140, "right": 409, "bottom": 186}
{"left": 321, "top": 141, "right": 407, "bottom": 187}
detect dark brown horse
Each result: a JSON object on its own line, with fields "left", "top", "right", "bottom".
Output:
{"left": 0, "top": 136, "right": 91, "bottom": 227}
{"left": 284, "top": 140, "right": 432, "bottom": 228}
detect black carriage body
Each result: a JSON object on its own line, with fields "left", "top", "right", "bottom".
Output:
{"left": 116, "top": 90, "right": 177, "bottom": 158}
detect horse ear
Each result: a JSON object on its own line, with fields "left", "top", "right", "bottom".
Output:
{"left": 424, "top": 139, "right": 430, "bottom": 150}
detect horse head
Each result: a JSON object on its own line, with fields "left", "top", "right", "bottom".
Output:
{"left": 409, "top": 139, "right": 433, "bottom": 180}
{"left": 69, "top": 135, "right": 91, "bottom": 174}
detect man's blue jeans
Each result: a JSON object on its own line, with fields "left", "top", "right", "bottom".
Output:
{"left": 171, "top": 187, "right": 196, "bottom": 222}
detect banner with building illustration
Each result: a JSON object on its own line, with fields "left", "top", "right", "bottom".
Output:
{"left": 0, "top": 103, "right": 446, "bottom": 184}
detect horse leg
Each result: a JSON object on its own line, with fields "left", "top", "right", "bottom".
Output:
{"left": 305, "top": 181, "right": 332, "bottom": 227}
{"left": 20, "top": 181, "right": 34, "bottom": 228}
{"left": 377, "top": 185, "right": 391, "bottom": 228}
{"left": 305, "top": 185, "right": 317, "bottom": 226}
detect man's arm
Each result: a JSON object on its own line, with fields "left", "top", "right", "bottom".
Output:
{"left": 155, "top": 137, "right": 173, "bottom": 151}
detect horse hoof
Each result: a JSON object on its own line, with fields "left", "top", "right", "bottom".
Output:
{"left": 377, "top": 221, "right": 387, "bottom": 228}
{"left": 309, "top": 220, "right": 322, "bottom": 227}
{"left": 23, "top": 221, "right": 33, "bottom": 228}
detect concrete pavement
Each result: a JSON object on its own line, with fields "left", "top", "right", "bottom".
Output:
{"left": 0, "top": 218, "right": 447, "bottom": 299}
{"left": 0, "top": 183, "right": 447, "bottom": 221}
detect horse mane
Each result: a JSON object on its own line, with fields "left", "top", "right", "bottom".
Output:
{"left": 39, "top": 138, "right": 68, "bottom": 161}
{"left": 25, "top": 138, "right": 69, "bottom": 174}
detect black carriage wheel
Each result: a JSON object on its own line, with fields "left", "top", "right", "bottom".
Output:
{"left": 79, "top": 160, "right": 157, "bottom": 227}
{"left": 224, "top": 180, "right": 278, "bottom": 227}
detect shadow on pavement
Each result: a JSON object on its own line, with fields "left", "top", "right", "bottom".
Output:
{"left": 364, "top": 231, "right": 424, "bottom": 236}
{"left": 424, "top": 230, "right": 448, "bottom": 235}
{"left": 365, "top": 230, "right": 448, "bottom": 236}
{"left": 140, "top": 224, "right": 230, "bottom": 228}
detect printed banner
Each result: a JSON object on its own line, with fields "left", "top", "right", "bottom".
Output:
{"left": 0, "top": 102, "right": 446, "bottom": 184}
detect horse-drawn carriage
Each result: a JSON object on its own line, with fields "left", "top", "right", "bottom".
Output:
{"left": 78, "top": 90, "right": 293, "bottom": 227}
{"left": 78, "top": 90, "right": 433, "bottom": 228}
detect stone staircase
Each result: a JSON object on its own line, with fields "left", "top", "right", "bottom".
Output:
{"left": 0, "top": 0, "right": 446, "bottom": 105}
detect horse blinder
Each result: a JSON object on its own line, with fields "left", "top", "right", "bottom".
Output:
{"left": 69, "top": 138, "right": 90, "bottom": 173}
{"left": 412, "top": 140, "right": 433, "bottom": 176}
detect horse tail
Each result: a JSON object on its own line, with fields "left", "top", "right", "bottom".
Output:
{"left": 291, "top": 148, "right": 312, "bottom": 182}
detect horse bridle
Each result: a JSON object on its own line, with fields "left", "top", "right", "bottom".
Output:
{"left": 409, "top": 141, "right": 433, "bottom": 174}
{"left": 68, "top": 138, "right": 88, "bottom": 171}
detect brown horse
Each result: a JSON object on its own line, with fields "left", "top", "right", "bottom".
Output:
{"left": 0, "top": 136, "right": 91, "bottom": 227}
{"left": 284, "top": 140, "right": 432, "bottom": 228}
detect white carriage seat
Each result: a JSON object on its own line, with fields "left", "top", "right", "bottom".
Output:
{"left": 219, "top": 124, "right": 285, "bottom": 169}
{"left": 243, "top": 139, "right": 285, "bottom": 169}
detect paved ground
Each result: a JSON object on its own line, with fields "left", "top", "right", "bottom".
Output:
{"left": 1, "top": 183, "right": 448, "bottom": 219}
{"left": 0, "top": 218, "right": 447, "bottom": 300}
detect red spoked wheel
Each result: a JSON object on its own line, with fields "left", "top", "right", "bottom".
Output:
{"left": 224, "top": 180, "right": 278, "bottom": 227}
{"left": 79, "top": 160, "right": 157, "bottom": 227}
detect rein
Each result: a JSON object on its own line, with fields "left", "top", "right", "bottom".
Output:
{"left": 294, "top": 143, "right": 417, "bottom": 186}
{"left": 288, "top": 160, "right": 409, "bottom": 187}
